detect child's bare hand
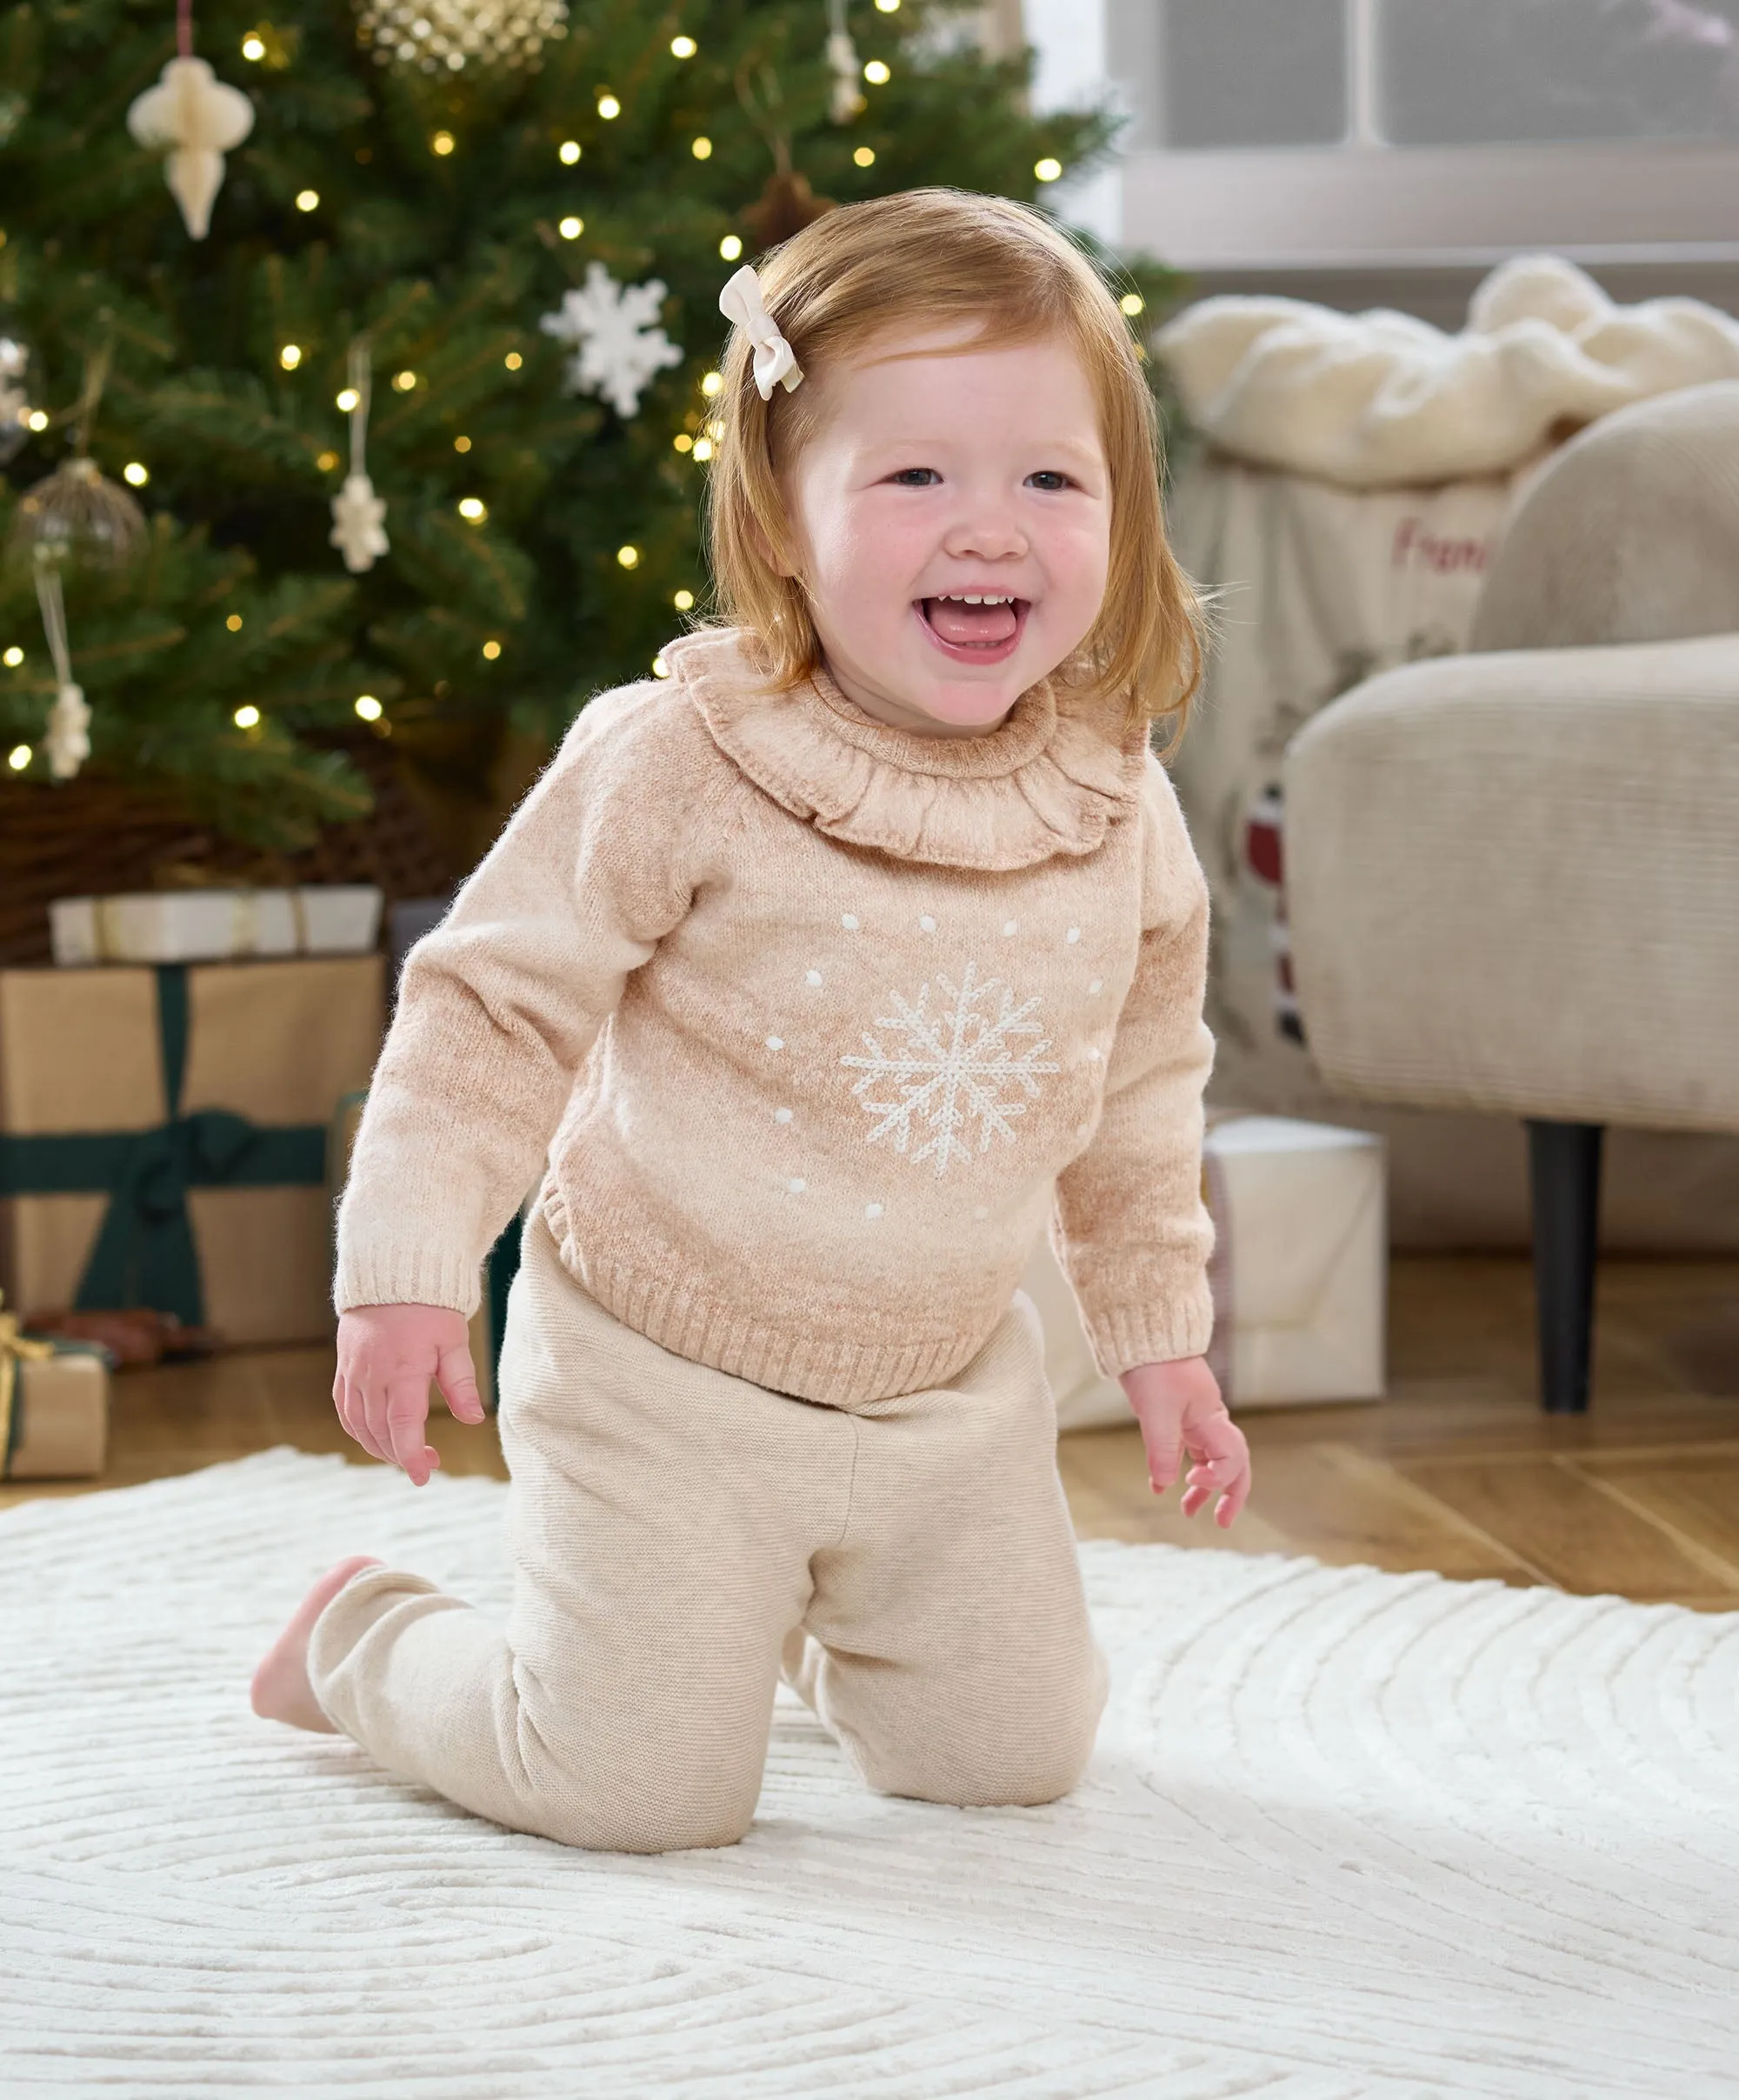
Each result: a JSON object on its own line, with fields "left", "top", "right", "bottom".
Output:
{"left": 334, "top": 1303, "right": 485, "bottom": 1488}
{"left": 1117, "top": 1355, "right": 1251, "bottom": 1530}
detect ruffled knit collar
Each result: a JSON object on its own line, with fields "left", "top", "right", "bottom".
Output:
{"left": 663, "top": 626, "right": 1146, "bottom": 871}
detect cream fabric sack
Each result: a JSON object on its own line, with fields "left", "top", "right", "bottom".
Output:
{"left": 1036, "top": 1115, "right": 1385, "bottom": 1431}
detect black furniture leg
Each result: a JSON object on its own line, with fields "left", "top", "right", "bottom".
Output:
{"left": 1526, "top": 1119, "right": 1605, "bottom": 1415}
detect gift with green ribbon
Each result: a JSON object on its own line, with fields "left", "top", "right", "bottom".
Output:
{"left": 0, "top": 957, "right": 383, "bottom": 1343}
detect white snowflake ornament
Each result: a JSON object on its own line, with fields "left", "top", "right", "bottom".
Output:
{"left": 127, "top": 57, "right": 255, "bottom": 240}
{"left": 0, "top": 338, "right": 30, "bottom": 464}
{"left": 330, "top": 471, "right": 389, "bottom": 574}
{"left": 540, "top": 263, "right": 683, "bottom": 419}
{"left": 842, "top": 960, "right": 1061, "bottom": 1177}
{"left": 44, "top": 681, "right": 90, "bottom": 781}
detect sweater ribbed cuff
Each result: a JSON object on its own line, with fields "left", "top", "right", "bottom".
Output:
{"left": 1080, "top": 1272, "right": 1215, "bottom": 1381}
{"left": 333, "top": 1238, "right": 483, "bottom": 1319}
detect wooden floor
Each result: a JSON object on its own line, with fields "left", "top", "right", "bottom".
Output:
{"left": 7, "top": 1255, "right": 1738, "bottom": 1609}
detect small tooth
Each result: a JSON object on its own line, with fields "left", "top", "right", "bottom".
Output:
{"left": 963, "top": 594, "right": 983, "bottom": 604}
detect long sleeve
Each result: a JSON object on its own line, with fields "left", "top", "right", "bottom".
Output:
{"left": 334, "top": 684, "right": 702, "bottom": 1317}
{"left": 1052, "top": 756, "right": 1216, "bottom": 1376}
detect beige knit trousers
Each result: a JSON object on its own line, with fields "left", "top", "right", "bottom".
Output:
{"left": 308, "top": 1217, "right": 1109, "bottom": 1854}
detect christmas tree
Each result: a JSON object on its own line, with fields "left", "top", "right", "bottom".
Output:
{"left": 0, "top": 0, "right": 1180, "bottom": 877}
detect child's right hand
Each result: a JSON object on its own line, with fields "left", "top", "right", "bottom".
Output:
{"left": 333, "top": 1304, "right": 486, "bottom": 1488}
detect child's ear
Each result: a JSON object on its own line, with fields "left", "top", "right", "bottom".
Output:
{"left": 752, "top": 512, "right": 802, "bottom": 582}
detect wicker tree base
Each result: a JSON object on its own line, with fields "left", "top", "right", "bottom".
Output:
{"left": 0, "top": 740, "right": 460, "bottom": 966}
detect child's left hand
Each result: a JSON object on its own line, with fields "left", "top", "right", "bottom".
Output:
{"left": 1117, "top": 1356, "right": 1251, "bottom": 1529}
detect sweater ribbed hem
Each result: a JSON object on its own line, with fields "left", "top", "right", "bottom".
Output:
{"left": 1081, "top": 1276, "right": 1215, "bottom": 1380}
{"left": 543, "top": 1195, "right": 979, "bottom": 1410}
{"left": 333, "top": 1240, "right": 483, "bottom": 1319}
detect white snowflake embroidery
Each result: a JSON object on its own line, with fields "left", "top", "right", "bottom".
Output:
{"left": 539, "top": 263, "right": 683, "bottom": 418}
{"left": 841, "top": 960, "right": 1061, "bottom": 1177}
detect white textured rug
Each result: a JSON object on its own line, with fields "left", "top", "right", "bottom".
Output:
{"left": 4, "top": 1452, "right": 1736, "bottom": 2098}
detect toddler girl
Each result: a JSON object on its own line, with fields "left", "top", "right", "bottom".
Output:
{"left": 252, "top": 188, "right": 1251, "bottom": 1853}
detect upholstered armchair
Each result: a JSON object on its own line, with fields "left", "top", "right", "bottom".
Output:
{"left": 1283, "top": 382, "right": 1739, "bottom": 1411}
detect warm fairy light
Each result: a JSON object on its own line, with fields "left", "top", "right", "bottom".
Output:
{"left": 719, "top": 233, "right": 743, "bottom": 261}
{"left": 457, "top": 497, "right": 488, "bottom": 521}
{"left": 691, "top": 136, "right": 712, "bottom": 159}
{"left": 26, "top": 410, "right": 48, "bottom": 431}
{"left": 706, "top": 417, "right": 723, "bottom": 441}
{"left": 123, "top": 461, "right": 150, "bottom": 486}
{"left": 336, "top": 386, "right": 360, "bottom": 411}
{"left": 453, "top": 434, "right": 472, "bottom": 452}
{"left": 1120, "top": 292, "right": 1145, "bottom": 317}
{"left": 226, "top": 614, "right": 244, "bottom": 631}
{"left": 670, "top": 35, "right": 696, "bottom": 57}
{"left": 672, "top": 432, "right": 693, "bottom": 453}
{"left": 7, "top": 744, "right": 30, "bottom": 770}
{"left": 296, "top": 190, "right": 320, "bottom": 212}
{"left": 700, "top": 370, "right": 723, "bottom": 397}
{"left": 482, "top": 639, "right": 503, "bottom": 660}
{"left": 616, "top": 543, "right": 640, "bottom": 569}
{"left": 279, "top": 343, "right": 302, "bottom": 369}
{"left": 691, "top": 436, "right": 714, "bottom": 462}
{"left": 863, "top": 58, "right": 889, "bottom": 83}
{"left": 316, "top": 449, "right": 340, "bottom": 470}
{"left": 241, "top": 32, "right": 266, "bottom": 59}
{"left": 2, "top": 647, "right": 23, "bottom": 667}
{"left": 558, "top": 139, "right": 582, "bottom": 164}
{"left": 673, "top": 588, "right": 695, "bottom": 610}
{"left": 874, "top": 0, "right": 899, "bottom": 11}
{"left": 558, "top": 216, "right": 583, "bottom": 240}
{"left": 431, "top": 130, "right": 456, "bottom": 155}
{"left": 354, "top": 694, "right": 383, "bottom": 721}
{"left": 393, "top": 370, "right": 416, "bottom": 390}
{"left": 651, "top": 653, "right": 670, "bottom": 677}
{"left": 853, "top": 146, "right": 876, "bottom": 167}
{"left": 504, "top": 351, "right": 523, "bottom": 370}
{"left": 596, "top": 93, "right": 620, "bottom": 119}
{"left": 1035, "top": 157, "right": 1063, "bottom": 182}
{"left": 233, "top": 704, "right": 261, "bottom": 729}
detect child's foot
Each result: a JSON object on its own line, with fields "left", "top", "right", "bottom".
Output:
{"left": 250, "top": 1555, "right": 383, "bottom": 1732}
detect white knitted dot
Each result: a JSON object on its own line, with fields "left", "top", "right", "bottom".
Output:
{"left": 972, "top": 1204, "right": 989, "bottom": 1221}
{"left": 804, "top": 969, "right": 823, "bottom": 987}
{"left": 864, "top": 1202, "right": 883, "bottom": 1219}
{"left": 1088, "top": 1045, "right": 1103, "bottom": 1062}
{"left": 841, "top": 912, "right": 860, "bottom": 930}
{"left": 1002, "top": 918, "right": 1018, "bottom": 937}
{"left": 774, "top": 1107, "right": 793, "bottom": 1124}
{"left": 765, "top": 1035, "right": 783, "bottom": 1051}
{"left": 1088, "top": 977, "right": 1103, "bottom": 995}
{"left": 788, "top": 1177, "right": 806, "bottom": 1194}
{"left": 918, "top": 915, "right": 936, "bottom": 933}
{"left": 1066, "top": 926, "right": 1081, "bottom": 943}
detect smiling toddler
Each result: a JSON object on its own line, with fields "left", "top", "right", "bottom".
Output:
{"left": 251, "top": 189, "right": 1251, "bottom": 1852}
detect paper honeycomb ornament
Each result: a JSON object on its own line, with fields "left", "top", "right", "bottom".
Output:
{"left": 126, "top": 56, "right": 256, "bottom": 240}
{"left": 356, "top": 0, "right": 569, "bottom": 73}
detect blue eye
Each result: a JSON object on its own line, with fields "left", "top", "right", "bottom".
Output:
{"left": 1027, "top": 470, "right": 1072, "bottom": 491}
{"left": 889, "top": 468, "right": 941, "bottom": 486}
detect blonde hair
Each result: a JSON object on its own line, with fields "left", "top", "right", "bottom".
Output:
{"left": 705, "top": 188, "right": 1203, "bottom": 740}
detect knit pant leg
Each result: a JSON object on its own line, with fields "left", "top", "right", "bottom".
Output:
{"left": 796, "top": 1294, "right": 1109, "bottom": 1810}
{"left": 308, "top": 1221, "right": 851, "bottom": 1854}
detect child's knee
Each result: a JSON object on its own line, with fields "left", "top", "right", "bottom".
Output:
{"left": 515, "top": 1732, "right": 760, "bottom": 1854}
{"left": 850, "top": 1668, "right": 1106, "bottom": 1811}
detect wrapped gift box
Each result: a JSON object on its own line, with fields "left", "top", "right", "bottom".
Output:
{"left": 0, "top": 957, "right": 383, "bottom": 1346}
{"left": 2, "top": 1326, "right": 108, "bottom": 1480}
{"left": 50, "top": 885, "right": 383, "bottom": 968}
{"left": 1034, "top": 1113, "right": 1387, "bottom": 1431}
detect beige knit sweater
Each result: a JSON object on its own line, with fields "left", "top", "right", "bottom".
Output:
{"left": 336, "top": 627, "right": 1216, "bottom": 1408}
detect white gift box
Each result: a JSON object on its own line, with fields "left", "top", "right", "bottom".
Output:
{"left": 1031, "top": 1114, "right": 1387, "bottom": 1432}
{"left": 50, "top": 886, "right": 383, "bottom": 968}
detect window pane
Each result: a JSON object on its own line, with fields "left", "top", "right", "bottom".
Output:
{"left": 1161, "top": 0, "right": 1348, "bottom": 149}
{"left": 1379, "top": 0, "right": 1739, "bottom": 145}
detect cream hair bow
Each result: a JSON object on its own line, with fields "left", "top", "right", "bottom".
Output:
{"left": 718, "top": 264, "right": 804, "bottom": 400}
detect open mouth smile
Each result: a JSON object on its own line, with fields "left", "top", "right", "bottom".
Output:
{"left": 916, "top": 592, "right": 1029, "bottom": 667}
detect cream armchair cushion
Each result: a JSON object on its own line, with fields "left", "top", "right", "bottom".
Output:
{"left": 1283, "top": 632, "right": 1739, "bottom": 1132}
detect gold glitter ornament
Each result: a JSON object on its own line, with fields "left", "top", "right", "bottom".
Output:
{"left": 355, "top": 0, "right": 568, "bottom": 75}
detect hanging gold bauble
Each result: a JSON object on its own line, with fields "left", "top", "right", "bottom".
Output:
{"left": 355, "top": 0, "right": 569, "bottom": 74}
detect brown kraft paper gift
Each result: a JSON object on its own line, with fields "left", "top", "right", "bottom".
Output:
{"left": 0, "top": 957, "right": 383, "bottom": 1346}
